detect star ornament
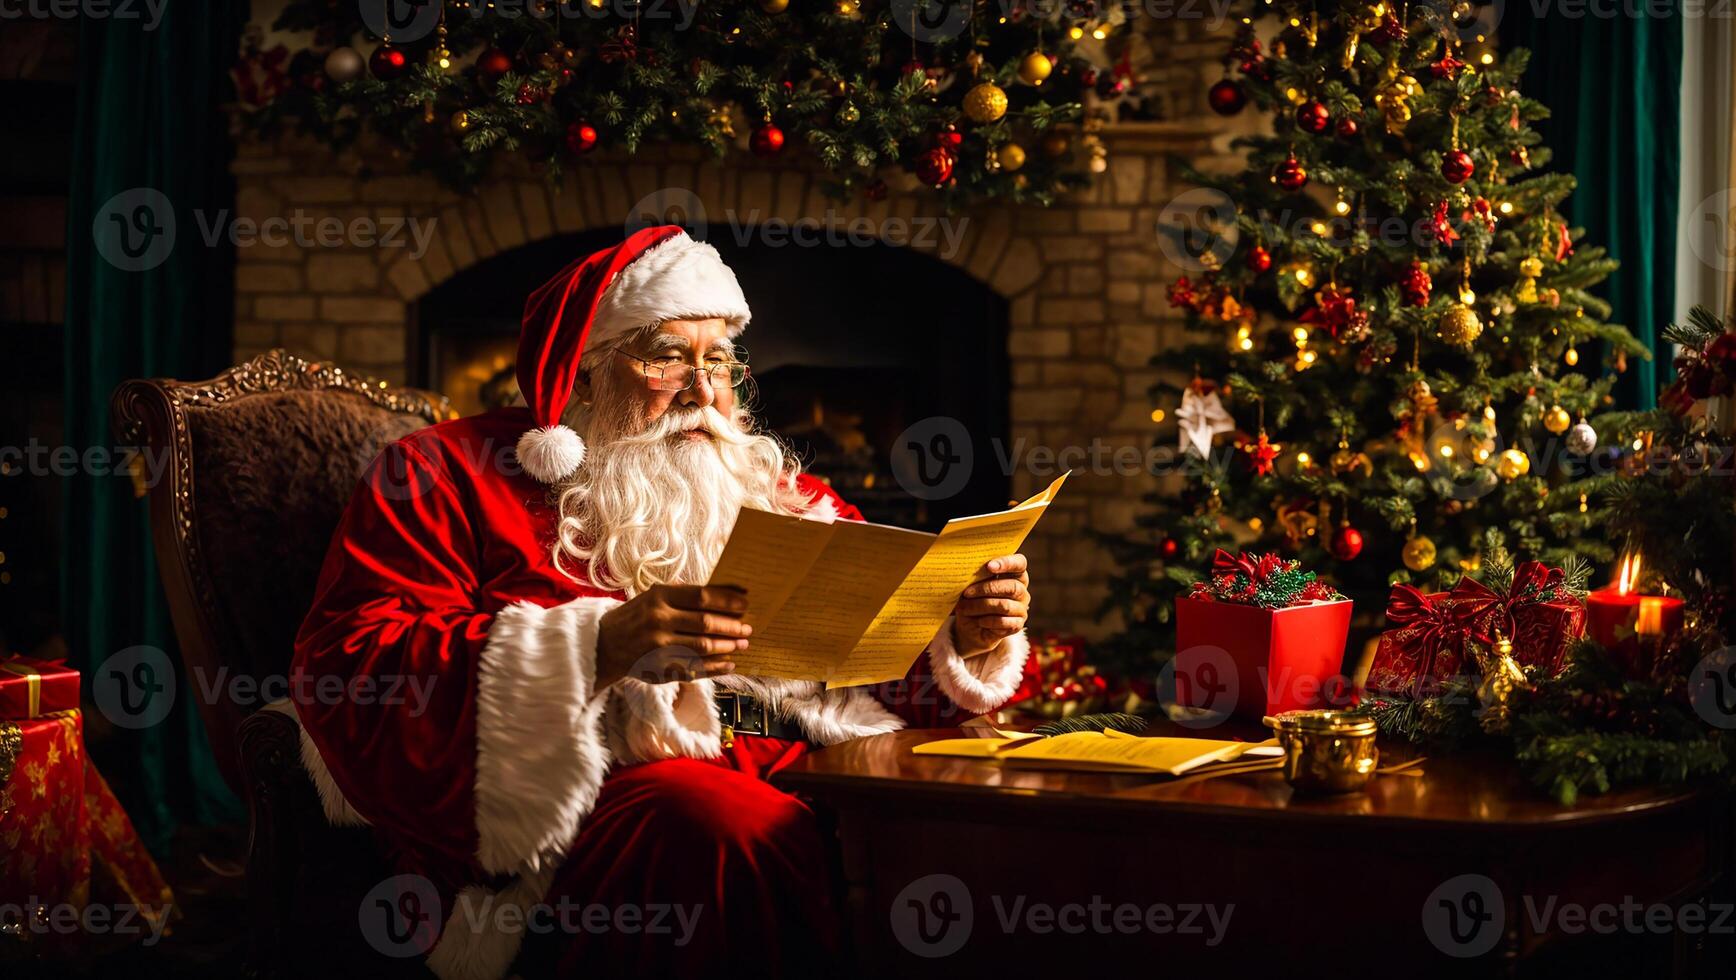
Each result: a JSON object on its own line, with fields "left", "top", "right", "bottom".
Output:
{"left": 1177, "top": 387, "right": 1235, "bottom": 457}
{"left": 1246, "top": 430, "right": 1281, "bottom": 476}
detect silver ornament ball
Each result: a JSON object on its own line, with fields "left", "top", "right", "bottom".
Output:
{"left": 1566, "top": 420, "right": 1597, "bottom": 455}
{"left": 325, "top": 46, "right": 365, "bottom": 83}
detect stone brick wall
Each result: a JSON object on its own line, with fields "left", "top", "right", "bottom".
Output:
{"left": 231, "top": 21, "right": 1257, "bottom": 640}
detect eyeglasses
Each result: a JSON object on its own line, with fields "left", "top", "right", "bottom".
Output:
{"left": 613, "top": 349, "right": 751, "bottom": 393}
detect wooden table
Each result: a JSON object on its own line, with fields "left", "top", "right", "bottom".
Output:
{"left": 774, "top": 719, "right": 1732, "bottom": 978}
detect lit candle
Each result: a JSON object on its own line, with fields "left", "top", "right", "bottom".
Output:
{"left": 1586, "top": 552, "right": 1685, "bottom": 656}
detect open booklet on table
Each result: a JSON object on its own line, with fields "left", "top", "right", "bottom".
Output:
{"left": 705, "top": 472, "right": 1069, "bottom": 688}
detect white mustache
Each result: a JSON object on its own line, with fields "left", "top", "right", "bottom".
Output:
{"left": 621, "top": 405, "right": 741, "bottom": 445}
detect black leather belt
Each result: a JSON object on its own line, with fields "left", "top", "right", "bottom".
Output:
{"left": 714, "top": 691, "right": 808, "bottom": 745}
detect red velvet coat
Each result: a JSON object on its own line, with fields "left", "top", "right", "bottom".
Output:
{"left": 287, "top": 407, "right": 1034, "bottom": 977}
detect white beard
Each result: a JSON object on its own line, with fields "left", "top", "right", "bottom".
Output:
{"left": 552, "top": 397, "right": 810, "bottom": 596}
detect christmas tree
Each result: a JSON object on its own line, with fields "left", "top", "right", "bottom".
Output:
{"left": 1097, "top": 5, "right": 1650, "bottom": 679}
{"left": 254, "top": 0, "right": 1127, "bottom": 205}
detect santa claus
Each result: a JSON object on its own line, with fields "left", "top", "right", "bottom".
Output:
{"left": 287, "top": 226, "right": 1036, "bottom": 978}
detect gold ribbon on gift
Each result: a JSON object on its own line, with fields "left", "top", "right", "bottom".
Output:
{"left": 0, "top": 720, "right": 20, "bottom": 820}
{"left": 0, "top": 661, "right": 42, "bottom": 717}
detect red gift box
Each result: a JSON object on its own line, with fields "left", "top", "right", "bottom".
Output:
{"left": 1, "top": 709, "right": 174, "bottom": 953}
{"left": 1365, "top": 587, "right": 1472, "bottom": 698}
{"left": 0, "top": 656, "right": 80, "bottom": 719}
{"left": 1174, "top": 595, "right": 1354, "bottom": 719}
{"left": 1367, "top": 563, "right": 1588, "bottom": 698}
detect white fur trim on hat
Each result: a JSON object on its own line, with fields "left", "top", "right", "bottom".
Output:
{"left": 592, "top": 233, "right": 751, "bottom": 344}
{"left": 516, "top": 424, "right": 586, "bottom": 483}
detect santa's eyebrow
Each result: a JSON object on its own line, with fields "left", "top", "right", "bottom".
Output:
{"left": 641, "top": 333, "right": 690, "bottom": 354}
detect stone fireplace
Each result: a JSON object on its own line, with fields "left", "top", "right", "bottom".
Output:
{"left": 228, "top": 24, "right": 1250, "bottom": 637}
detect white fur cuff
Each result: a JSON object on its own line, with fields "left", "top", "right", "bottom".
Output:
{"left": 475, "top": 595, "right": 620, "bottom": 876}
{"left": 605, "top": 677, "right": 725, "bottom": 764}
{"left": 926, "top": 618, "right": 1032, "bottom": 715}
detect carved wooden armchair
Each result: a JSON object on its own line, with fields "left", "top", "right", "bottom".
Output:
{"left": 112, "top": 350, "right": 452, "bottom": 975}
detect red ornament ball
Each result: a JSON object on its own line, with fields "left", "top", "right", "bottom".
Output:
{"left": 1399, "top": 260, "right": 1433, "bottom": 307}
{"left": 1295, "top": 100, "right": 1331, "bottom": 134}
{"left": 1441, "top": 149, "right": 1475, "bottom": 184}
{"left": 1330, "top": 525, "right": 1365, "bottom": 561}
{"left": 1208, "top": 79, "right": 1247, "bottom": 116}
{"left": 477, "top": 48, "right": 513, "bottom": 80}
{"left": 915, "top": 146, "right": 956, "bottom": 187}
{"left": 369, "top": 43, "right": 408, "bottom": 81}
{"left": 750, "top": 122, "right": 786, "bottom": 158}
{"left": 515, "top": 82, "right": 545, "bottom": 105}
{"left": 565, "top": 121, "right": 598, "bottom": 155}
{"left": 1335, "top": 116, "right": 1359, "bottom": 138}
{"left": 1273, "top": 153, "right": 1307, "bottom": 191}
{"left": 1244, "top": 245, "right": 1272, "bottom": 273}
{"left": 1159, "top": 537, "right": 1180, "bottom": 559}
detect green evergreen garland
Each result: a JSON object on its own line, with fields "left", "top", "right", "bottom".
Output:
{"left": 255, "top": 0, "right": 1100, "bottom": 204}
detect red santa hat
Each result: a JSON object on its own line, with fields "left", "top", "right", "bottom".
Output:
{"left": 514, "top": 225, "right": 752, "bottom": 483}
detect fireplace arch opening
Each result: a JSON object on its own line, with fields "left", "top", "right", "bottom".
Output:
{"left": 411, "top": 229, "right": 1011, "bottom": 529}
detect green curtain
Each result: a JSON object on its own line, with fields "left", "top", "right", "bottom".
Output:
{"left": 63, "top": 3, "right": 250, "bottom": 852}
{"left": 1512, "top": 13, "right": 1682, "bottom": 409}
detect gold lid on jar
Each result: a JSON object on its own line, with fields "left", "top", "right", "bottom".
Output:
{"left": 1267, "top": 709, "right": 1377, "bottom": 738}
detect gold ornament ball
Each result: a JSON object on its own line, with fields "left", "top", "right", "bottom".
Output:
{"left": 1019, "top": 51, "right": 1054, "bottom": 86}
{"left": 1543, "top": 405, "right": 1572, "bottom": 434}
{"left": 450, "top": 109, "right": 472, "bottom": 134}
{"left": 1041, "top": 131, "right": 1070, "bottom": 158}
{"left": 1402, "top": 535, "right": 1438, "bottom": 572}
{"left": 996, "top": 142, "right": 1027, "bottom": 172}
{"left": 963, "top": 81, "right": 1009, "bottom": 124}
{"left": 760, "top": 0, "right": 790, "bottom": 11}
{"left": 1437, "top": 303, "right": 1483, "bottom": 346}
{"left": 1496, "top": 448, "right": 1531, "bottom": 480}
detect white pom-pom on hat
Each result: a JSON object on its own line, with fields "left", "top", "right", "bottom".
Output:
{"left": 515, "top": 424, "right": 587, "bottom": 484}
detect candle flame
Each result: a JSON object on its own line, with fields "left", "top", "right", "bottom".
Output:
{"left": 1614, "top": 552, "right": 1642, "bottom": 595}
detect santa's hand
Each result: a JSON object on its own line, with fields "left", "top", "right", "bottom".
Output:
{"left": 952, "top": 554, "right": 1030, "bottom": 657}
{"left": 597, "top": 585, "right": 751, "bottom": 687}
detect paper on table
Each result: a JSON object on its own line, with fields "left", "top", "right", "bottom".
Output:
{"left": 707, "top": 472, "right": 1069, "bottom": 685}
{"left": 911, "top": 730, "right": 1271, "bottom": 775}
{"left": 911, "top": 734, "right": 1045, "bottom": 757}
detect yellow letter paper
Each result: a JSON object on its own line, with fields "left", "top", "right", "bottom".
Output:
{"left": 706, "top": 472, "right": 1069, "bottom": 686}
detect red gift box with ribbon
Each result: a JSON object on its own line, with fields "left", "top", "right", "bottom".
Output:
{"left": 0, "top": 656, "right": 80, "bottom": 719}
{"left": 1367, "top": 561, "right": 1587, "bottom": 698}
{"left": 1175, "top": 550, "right": 1354, "bottom": 719}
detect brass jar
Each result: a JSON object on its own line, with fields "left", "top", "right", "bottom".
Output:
{"left": 1268, "top": 710, "right": 1379, "bottom": 794}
